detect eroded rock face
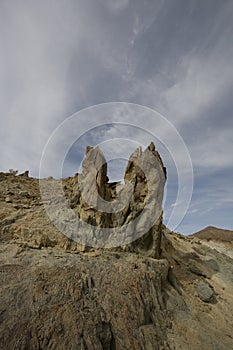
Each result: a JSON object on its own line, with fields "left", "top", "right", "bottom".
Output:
{"left": 0, "top": 160, "right": 233, "bottom": 350}
{"left": 0, "top": 143, "right": 166, "bottom": 257}
{"left": 0, "top": 246, "right": 170, "bottom": 350}
{"left": 71, "top": 142, "right": 166, "bottom": 257}
{"left": 79, "top": 146, "right": 109, "bottom": 206}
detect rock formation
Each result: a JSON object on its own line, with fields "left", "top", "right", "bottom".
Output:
{"left": 0, "top": 146, "right": 233, "bottom": 349}
{"left": 67, "top": 142, "right": 166, "bottom": 257}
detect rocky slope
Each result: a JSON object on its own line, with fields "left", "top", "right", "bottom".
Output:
{"left": 191, "top": 226, "right": 233, "bottom": 242}
{"left": 0, "top": 146, "right": 232, "bottom": 349}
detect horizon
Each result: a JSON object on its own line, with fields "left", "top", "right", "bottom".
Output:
{"left": 2, "top": 166, "right": 232, "bottom": 237}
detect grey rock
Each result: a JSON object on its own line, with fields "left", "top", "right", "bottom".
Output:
{"left": 195, "top": 279, "right": 215, "bottom": 302}
{"left": 19, "top": 190, "right": 30, "bottom": 197}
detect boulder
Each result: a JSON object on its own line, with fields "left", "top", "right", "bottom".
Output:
{"left": 195, "top": 279, "right": 215, "bottom": 302}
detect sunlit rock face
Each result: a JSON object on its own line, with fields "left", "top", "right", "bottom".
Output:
{"left": 73, "top": 142, "right": 167, "bottom": 258}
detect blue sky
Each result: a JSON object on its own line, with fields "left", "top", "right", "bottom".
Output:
{"left": 0, "top": 0, "right": 232, "bottom": 234}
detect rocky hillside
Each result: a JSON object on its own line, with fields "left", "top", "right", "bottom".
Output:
{"left": 0, "top": 146, "right": 233, "bottom": 349}
{"left": 191, "top": 226, "right": 233, "bottom": 242}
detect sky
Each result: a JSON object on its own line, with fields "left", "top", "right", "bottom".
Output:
{"left": 0, "top": 0, "right": 233, "bottom": 234}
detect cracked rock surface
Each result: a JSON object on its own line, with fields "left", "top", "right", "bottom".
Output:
{"left": 0, "top": 147, "right": 233, "bottom": 349}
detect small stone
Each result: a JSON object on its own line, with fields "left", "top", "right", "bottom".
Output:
{"left": 5, "top": 196, "right": 12, "bottom": 203}
{"left": 18, "top": 170, "right": 29, "bottom": 177}
{"left": 22, "top": 204, "right": 31, "bottom": 209}
{"left": 8, "top": 169, "right": 18, "bottom": 175}
{"left": 13, "top": 203, "right": 21, "bottom": 209}
{"left": 19, "top": 191, "right": 30, "bottom": 197}
{"left": 195, "top": 279, "right": 215, "bottom": 302}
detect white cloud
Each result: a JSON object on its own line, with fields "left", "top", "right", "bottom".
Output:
{"left": 0, "top": 1, "right": 105, "bottom": 175}
{"left": 163, "top": 50, "right": 233, "bottom": 124}
{"left": 102, "top": 0, "right": 129, "bottom": 14}
{"left": 190, "top": 127, "right": 233, "bottom": 170}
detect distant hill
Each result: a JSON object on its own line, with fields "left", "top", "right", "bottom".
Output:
{"left": 191, "top": 226, "right": 233, "bottom": 242}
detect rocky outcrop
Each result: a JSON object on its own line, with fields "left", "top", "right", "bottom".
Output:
{"left": 0, "top": 244, "right": 170, "bottom": 350}
{"left": 160, "top": 230, "right": 233, "bottom": 350}
{"left": 69, "top": 142, "right": 166, "bottom": 257}
{"left": 0, "top": 143, "right": 166, "bottom": 258}
{"left": 0, "top": 148, "right": 233, "bottom": 349}
{"left": 0, "top": 226, "right": 233, "bottom": 349}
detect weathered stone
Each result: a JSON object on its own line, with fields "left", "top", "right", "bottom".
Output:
{"left": 18, "top": 170, "right": 29, "bottom": 177}
{"left": 73, "top": 143, "right": 166, "bottom": 257}
{"left": 5, "top": 196, "right": 12, "bottom": 203}
{"left": 195, "top": 279, "right": 215, "bottom": 302}
{"left": 19, "top": 190, "right": 30, "bottom": 197}
{"left": 0, "top": 166, "right": 233, "bottom": 349}
{"left": 78, "top": 146, "right": 110, "bottom": 208}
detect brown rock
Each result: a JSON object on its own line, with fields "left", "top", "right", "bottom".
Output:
{"left": 5, "top": 196, "right": 12, "bottom": 203}
{"left": 0, "top": 153, "right": 233, "bottom": 349}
